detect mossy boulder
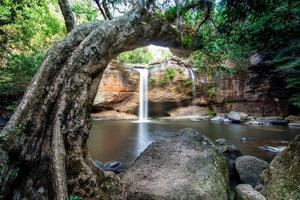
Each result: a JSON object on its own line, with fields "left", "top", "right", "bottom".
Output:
{"left": 122, "top": 128, "right": 230, "bottom": 200}
{"left": 261, "top": 135, "right": 300, "bottom": 200}
{"left": 235, "top": 156, "right": 268, "bottom": 187}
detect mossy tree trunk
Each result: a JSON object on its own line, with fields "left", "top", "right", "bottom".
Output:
{"left": 0, "top": 6, "right": 179, "bottom": 200}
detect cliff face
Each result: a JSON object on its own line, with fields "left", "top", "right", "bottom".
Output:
{"left": 93, "top": 56, "right": 289, "bottom": 119}
{"left": 208, "top": 53, "right": 289, "bottom": 117}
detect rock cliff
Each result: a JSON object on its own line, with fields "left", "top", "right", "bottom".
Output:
{"left": 93, "top": 55, "right": 290, "bottom": 119}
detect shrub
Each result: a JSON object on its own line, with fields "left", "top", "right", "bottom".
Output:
{"left": 165, "top": 67, "right": 175, "bottom": 80}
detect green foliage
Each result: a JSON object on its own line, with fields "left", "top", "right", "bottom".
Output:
{"left": 71, "top": 1, "right": 98, "bottom": 23}
{"left": 164, "top": 6, "right": 177, "bottom": 23}
{"left": 149, "top": 77, "right": 156, "bottom": 86}
{"left": 218, "top": 0, "right": 300, "bottom": 107}
{"left": 0, "top": 50, "right": 45, "bottom": 96}
{"left": 3, "top": 104, "right": 17, "bottom": 112}
{"left": 11, "top": 168, "right": 20, "bottom": 177}
{"left": 183, "top": 79, "right": 193, "bottom": 88}
{"left": 165, "top": 67, "right": 175, "bottom": 80}
{"left": 158, "top": 78, "right": 167, "bottom": 87}
{"left": 207, "top": 106, "right": 217, "bottom": 117}
{"left": 272, "top": 40, "right": 300, "bottom": 107}
{"left": 206, "top": 85, "right": 218, "bottom": 98}
{"left": 0, "top": 1, "right": 64, "bottom": 97}
{"left": 0, "top": 1, "right": 65, "bottom": 53}
{"left": 66, "top": 195, "right": 82, "bottom": 200}
{"left": 117, "top": 47, "right": 153, "bottom": 64}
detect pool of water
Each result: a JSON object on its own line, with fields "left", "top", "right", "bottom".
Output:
{"left": 88, "top": 120, "right": 300, "bottom": 167}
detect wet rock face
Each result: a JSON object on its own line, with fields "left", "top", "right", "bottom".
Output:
{"left": 122, "top": 128, "right": 230, "bottom": 200}
{"left": 261, "top": 135, "right": 300, "bottom": 200}
{"left": 93, "top": 62, "right": 139, "bottom": 113}
{"left": 93, "top": 61, "right": 193, "bottom": 117}
{"left": 236, "top": 156, "right": 269, "bottom": 187}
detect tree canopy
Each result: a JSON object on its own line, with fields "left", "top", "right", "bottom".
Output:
{"left": 0, "top": 0, "right": 299, "bottom": 106}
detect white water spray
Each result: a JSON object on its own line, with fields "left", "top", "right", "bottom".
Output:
{"left": 137, "top": 68, "right": 149, "bottom": 122}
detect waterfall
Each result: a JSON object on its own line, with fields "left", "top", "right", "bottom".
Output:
{"left": 188, "top": 68, "right": 196, "bottom": 103}
{"left": 137, "top": 68, "right": 149, "bottom": 122}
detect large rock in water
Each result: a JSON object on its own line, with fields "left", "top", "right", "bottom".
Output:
{"left": 122, "top": 128, "right": 230, "bottom": 200}
{"left": 226, "top": 111, "right": 248, "bottom": 123}
{"left": 261, "top": 135, "right": 300, "bottom": 200}
{"left": 236, "top": 156, "right": 268, "bottom": 187}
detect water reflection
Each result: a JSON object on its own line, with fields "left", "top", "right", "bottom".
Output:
{"left": 136, "top": 122, "right": 151, "bottom": 155}
{"left": 88, "top": 120, "right": 300, "bottom": 167}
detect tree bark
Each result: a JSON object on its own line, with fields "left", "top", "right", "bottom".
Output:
{"left": 0, "top": 6, "right": 179, "bottom": 200}
{"left": 58, "top": 0, "right": 75, "bottom": 32}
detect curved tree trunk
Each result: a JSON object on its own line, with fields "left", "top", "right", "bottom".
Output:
{"left": 0, "top": 7, "right": 179, "bottom": 200}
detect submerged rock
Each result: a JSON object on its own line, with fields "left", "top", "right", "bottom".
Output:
{"left": 122, "top": 128, "right": 230, "bottom": 200}
{"left": 259, "top": 145, "right": 286, "bottom": 154}
{"left": 235, "top": 184, "right": 266, "bottom": 200}
{"left": 236, "top": 156, "right": 269, "bottom": 187}
{"left": 261, "top": 135, "right": 300, "bottom": 200}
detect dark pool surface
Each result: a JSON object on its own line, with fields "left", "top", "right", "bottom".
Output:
{"left": 88, "top": 120, "right": 300, "bottom": 168}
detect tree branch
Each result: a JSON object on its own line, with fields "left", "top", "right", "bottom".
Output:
{"left": 94, "top": 0, "right": 108, "bottom": 20}
{"left": 58, "top": 0, "right": 75, "bottom": 32}
{"left": 102, "top": 0, "right": 113, "bottom": 20}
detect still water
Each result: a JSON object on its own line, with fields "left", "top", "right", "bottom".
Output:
{"left": 88, "top": 120, "right": 299, "bottom": 167}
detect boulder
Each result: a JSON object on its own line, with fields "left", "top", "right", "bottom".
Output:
{"left": 245, "top": 120, "right": 263, "bottom": 126}
{"left": 256, "top": 116, "right": 288, "bottom": 126}
{"left": 250, "top": 52, "right": 265, "bottom": 66}
{"left": 122, "top": 128, "right": 230, "bottom": 200}
{"left": 235, "top": 184, "right": 266, "bottom": 200}
{"left": 261, "top": 135, "right": 300, "bottom": 200}
{"left": 285, "top": 115, "right": 300, "bottom": 123}
{"left": 215, "top": 139, "right": 242, "bottom": 187}
{"left": 226, "top": 111, "right": 248, "bottom": 123}
{"left": 167, "top": 106, "right": 209, "bottom": 118}
{"left": 236, "top": 156, "right": 269, "bottom": 186}
{"left": 211, "top": 116, "right": 232, "bottom": 123}
{"left": 288, "top": 123, "right": 300, "bottom": 127}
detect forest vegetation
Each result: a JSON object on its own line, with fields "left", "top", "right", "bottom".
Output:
{"left": 0, "top": 0, "right": 299, "bottom": 199}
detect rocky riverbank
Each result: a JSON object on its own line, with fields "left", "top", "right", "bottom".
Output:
{"left": 211, "top": 111, "right": 300, "bottom": 127}
{"left": 97, "top": 128, "right": 300, "bottom": 200}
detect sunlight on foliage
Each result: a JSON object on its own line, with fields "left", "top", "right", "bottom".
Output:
{"left": 117, "top": 47, "right": 153, "bottom": 64}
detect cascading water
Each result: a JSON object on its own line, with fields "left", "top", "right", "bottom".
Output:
{"left": 188, "top": 68, "right": 198, "bottom": 119}
{"left": 137, "top": 68, "right": 149, "bottom": 122}
{"left": 188, "top": 68, "right": 196, "bottom": 103}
